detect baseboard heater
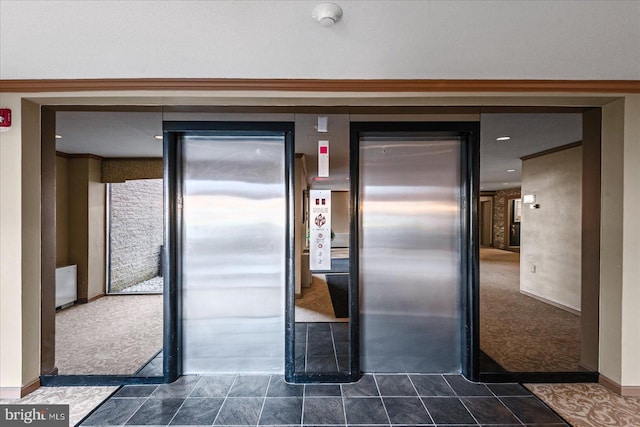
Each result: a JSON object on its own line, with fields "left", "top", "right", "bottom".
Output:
{"left": 56, "top": 265, "right": 77, "bottom": 309}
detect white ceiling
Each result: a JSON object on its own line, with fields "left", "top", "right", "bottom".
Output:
{"left": 55, "top": 111, "right": 582, "bottom": 190}
{"left": 479, "top": 113, "right": 582, "bottom": 190}
{"left": 2, "top": 1, "right": 639, "bottom": 80}
{"left": 56, "top": 111, "right": 164, "bottom": 157}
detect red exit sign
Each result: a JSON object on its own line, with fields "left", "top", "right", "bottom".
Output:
{"left": 0, "top": 109, "right": 11, "bottom": 128}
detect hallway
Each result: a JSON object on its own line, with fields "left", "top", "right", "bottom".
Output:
{"left": 480, "top": 248, "right": 581, "bottom": 372}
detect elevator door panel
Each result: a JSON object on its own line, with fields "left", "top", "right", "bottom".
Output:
{"left": 182, "top": 135, "right": 285, "bottom": 374}
{"left": 359, "top": 136, "right": 462, "bottom": 373}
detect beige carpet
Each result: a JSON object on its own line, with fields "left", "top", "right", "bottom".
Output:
{"left": 527, "top": 383, "right": 640, "bottom": 427}
{"left": 56, "top": 295, "right": 162, "bottom": 375}
{"left": 480, "top": 247, "right": 581, "bottom": 372}
{"left": 0, "top": 386, "right": 117, "bottom": 426}
{"left": 295, "top": 274, "right": 348, "bottom": 323}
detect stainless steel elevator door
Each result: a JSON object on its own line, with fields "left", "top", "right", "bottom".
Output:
{"left": 359, "top": 136, "right": 462, "bottom": 373}
{"left": 182, "top": 135, "right": 285, "bottom": 374}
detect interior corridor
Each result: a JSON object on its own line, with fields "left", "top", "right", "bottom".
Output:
{"left": 55, "top": 295, "right": 163, "bottom": 375}
{"left": 480, "top": 247, "right": 581, "bottom": 372}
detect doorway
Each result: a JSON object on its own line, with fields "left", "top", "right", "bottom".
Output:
{"left": 165, "top": 119, "right": 480, "bottom": 382}
{"left": 165, "top": 122, "right": 294, "bottom": 375}
{"left": 480, "top": 199, "right": 493, "bottom": 246}
{"left": 351, "top": 122, "right": 479, "bottom": 377}
{"left": 478, "top": 111, "right": 600, "bottom": 382}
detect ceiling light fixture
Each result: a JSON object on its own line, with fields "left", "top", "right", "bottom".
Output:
{"left": 507, "top": 169, "right": 515, "bottom": 172}
{"left": 55, "top": 134, "right": 62, "bottom": 139}
{"left": 502, "top": 182, "right": 510, "bottom": 185}
{"left": 496, "top": 136, "right": 511, "bottom": 141}
{"left": 154, "top": 135, "right": 163, "bottom": 140}
{"left": 312, "top": 3, "right": 343, "bottom": 26}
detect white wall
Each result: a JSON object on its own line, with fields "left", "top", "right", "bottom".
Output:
{"left": 520, "top": 146, "right": 582, "bottom": 312}
{"left": 1, "top": 1, "right": 639, "bottom": 80}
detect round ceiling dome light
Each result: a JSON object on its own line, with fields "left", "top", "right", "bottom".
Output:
{"left": 312, "top": 3, "right": 343, "bottom": 26}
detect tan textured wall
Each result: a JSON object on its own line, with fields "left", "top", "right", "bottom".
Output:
{"left": 491, "top": 187, "right": 521, "bottom": 249}
{"left": 102, "top": 158, "right": 162, "bottom": 183}
{"left": 67, "top": 157, "right": 106, "bottom": 301}
{"left": 331, "top": 191, "right": 349, "bottom": 235}
{"left": 56, "top": 156, "right": 69, "bottom": 267}
{"left": 87, "top": 158, "right": 106, "bottom": 299}
{"left": 599, "top": 99, "right": 625, "bottom": 384}
{"left": 21, "top": 100, "right": 42, "bottom": 387}
{"left": 520, "top": 146, "right": 582, "bottom": 311}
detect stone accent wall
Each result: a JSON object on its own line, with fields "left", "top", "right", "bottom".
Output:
{"left": 109, "top": 179, "right": 163, "bottom": 292}
{"left": 492, "top": 187, "right": 521, "bottom": 250}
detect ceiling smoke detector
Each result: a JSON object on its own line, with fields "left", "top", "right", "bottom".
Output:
{"left": 312, "top": 3, "right": 343, "bottom": 26}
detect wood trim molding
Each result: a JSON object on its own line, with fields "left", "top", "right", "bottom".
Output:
{"left": 56, "top": 152, "right": 104, "bottom": 161}
{"left": 520, "top": 141, "right": 583, "bottom": 161}
{"left": 600, "top": 374, "right": 640, "bottom": 397}
{"left": 0, "top": 378, "right": 41, "bottom": 399}
{"left": 77, "top": 293, "right": 105, "bottom": 304}
{"left": 21, "top": 378, "right": 41, "bottom": 397}
{"left": 1, "top": 79, "right": 639, "bottom": 93}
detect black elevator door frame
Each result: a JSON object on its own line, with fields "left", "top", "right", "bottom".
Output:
{"left": 350, "top": 122, "right": 480, "bottom": 381}
{"left": 163, "top": 121, "right": 295, "bottom": 382}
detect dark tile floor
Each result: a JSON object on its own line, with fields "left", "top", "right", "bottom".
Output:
{"left": 295, "top": 322, "right": 349, "bottom": 374}
{"left": 136, "top": 351, "right": 163, "bottom": 377}
{"left": 79, "top": 374, "right": 569, "bottom": 426}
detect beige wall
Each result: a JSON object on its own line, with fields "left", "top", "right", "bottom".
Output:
{"left": 66, "top": 157, "right": 106, "bottom": 302}
{"left": 87, "top": 158, "right": 106, "bottom": 299}
{"left": 621, "top": 96, "right": 640, "bottom": 386}
{"left": 520, "top": 146, "right": 582, "bottom": 312}
{"left": 56, "top": 156, "right": 69, "bottom": 266}
{"left": 331, "top": 191, "right": 350, "bottom": 236}
{"left": 599, "top": 99, "right": 625, "bottom": 385}
{"left": 20, "top": 100, "right": 42, "bottom": 387}
{"left": 0, "top": 94, "right": 23, "bottom": 393}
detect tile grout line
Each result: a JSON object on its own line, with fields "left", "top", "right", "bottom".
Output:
{"left": 165, "top": 377, "right": 199, "bottom": 426}
{"left": 407, "top": 374, "right": 436, "bottom": 425}
{"left": 330, "top": 323, "right": 340, "bottom": 372}
{"left": 488, "top": 383, "right": 528, "bottom": 425}
{"left": 339, "top": 382, "right": 348, "bottom": 427}
{"left": 371, "top": 374, "right": 392, "bottom": 426}
{"left": 212, "top": 374, "right": 238, "bottom": 426}
{"left": 256, "top": 375, "right": 271, "bottom": 427}
{"left": 77, "top": 386, "right": 136, "bottom": 426}
{"left": 301, "top": 381, "right": 306, "bottom": 427}
{"left": 494, "top": 395, "right": 527, "bottom": 426}
{"left": 442, "top": 375, "right": 482, "bottom": 426}
{"left": 304, "top": 323, "right": 309, "bottom": 373}
{"left": 119, "top": 389, "right": 154, "bottom": 426}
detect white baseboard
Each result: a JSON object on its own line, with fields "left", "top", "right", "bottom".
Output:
{"left": 519, "top": 289, "right": 581, "bottom": 316}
